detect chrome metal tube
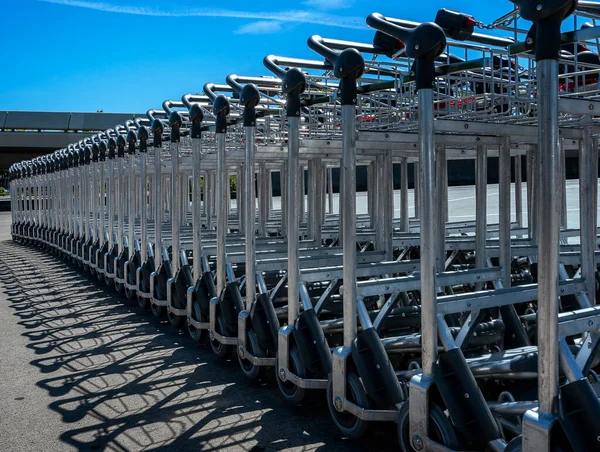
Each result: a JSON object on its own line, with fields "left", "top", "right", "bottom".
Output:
{"left": 108, "top": 159, "right": 114, "bottom": 248}
{"left": 192, "top": 139, "right": 202, "bottom": 282}
{"left": 171, "top": 142, "right": 180, "bottom": 274}
{"left": 128, "top": 155, "right": 135, "bottom": 259}
{"left": 288, "top": 116, "right": 301, "bottom": 325}
{"left": 437, "top": 145, "right": 447, "bottom": 272}
{"left": 515, "top": 156, "right": 523, "bottom": 227}
{"left": 476, "top": 145, "right": 487, "bottom": 290}
{"left": 537, "top": 59, "right": 560, "bottom": 415}
{"left": 245, "top": 126, "right": 256, "bottom": 310}
{"left": 401, "top": 157, "right": 409, "bottom": 232}
{"left": 140, "top": 153, "right": 147, "bottom": 263}
{"left": 580, "top": 126, "right": 597, "bottom": 300}
{"left": 154, "top": 147, "right": 162, "bottom": 266}
{"left": 419, "top": 89, "right": 437, "bottom": 377}
{"left": 216, "top": 134, "right": 227, "bottom": 293}
{"left": 499, "top": 138, "right": 511, "bottom": 288}
{"left": 328, "top": 167, "right": 334, "bottom": 214}
{"left": 342, "top": 104, "right": 357, "bottom": 348}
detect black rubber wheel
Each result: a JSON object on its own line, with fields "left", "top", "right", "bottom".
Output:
{"left": 187, "top": 301, "right": 207, "bottom": 343}
{"left": 397, "top": 401, "right": 460, "bottom": 451}
{"left": 168, "top": 310, "right": 184, "bottom": 328}
{"left": 114, "top": 278, "right": 124, "bottom": 294}
{"left": 210, "top": 314, "right": 233, "bottom": 358}
{"left": 151, "top": 303, "right": 166, "bottom": 319}
{"left": 276, "top": 345, "right": 307, "bottom": 405}
{"left": 238, "top": 329, "right": 266, "bottom": 381}
{"left": 326, "top": 371, "right": 371, "bottom": 439}
{"left": 125, "top": 287, "right": 135, "bottom": 300}
{"left": 138, "top": 295, "right": 150, "bottom": 311}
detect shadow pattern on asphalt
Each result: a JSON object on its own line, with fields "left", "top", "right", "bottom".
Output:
{"left": 0, "top": 240, "right": 396, "bottom": 451}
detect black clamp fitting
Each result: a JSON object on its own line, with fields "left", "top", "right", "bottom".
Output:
{"left": 308, "top": 36, "right": 365, "bottom": 106}
{"left": 189, "top": 104, "right": 203, "bottom": 139}
{"left": 169, "top": 111, "right": 183, "bottom": 143}
{"left": 126, "top": 130, "right": 137, "bottom": 155}
{"left": 116, "top": 135, "right": 126, "bottom": 158}
{"left": 78, "top": 147, "right": 85, "bottom": 166}
{"left": 213, "top": 95, "right": 230, "bottom": 134}
{"left": 518, "top": 0, "right": 577, "bottom": 61}
{"left": 91, "top": 143, "right": 99, "bottom": 162}
{"left": 151, "top": 119, "right": 164, "bottom": 148}
{"left": 67, "top": 150, "right": 75, "bottom": 168}
{"left": 282, "top": 68, "right": 306, "bottom": 118}
{"left": 367, "top": 13, "right": 446, "bottom": 91}
{"left": 240, "top": 84, "right": 261, "bottom": 127}
{"left": 99, "top": 141, "right": 107, "bottom": 162}
{"left": 72, "top": 149, "right": 80, "bottom": 167}
{"left": 84, "top": 145, "right": 92, "bottom": 164}
{"left": 138, "top": 125, "right": 149, "bottom": 153}
{"left": 107, "top": 137, "right": 117, "bottom": 160}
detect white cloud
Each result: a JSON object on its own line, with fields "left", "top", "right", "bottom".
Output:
{"left": 37, "top": 0, "right": 366, "bottom": 29}
{"left": 303, "top": 0, "right": 354, "bottom": 10}
{"left": 235, "top": 20, "right": 283, "bottom": 35}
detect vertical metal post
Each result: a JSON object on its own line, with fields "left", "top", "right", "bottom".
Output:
{"left": 515, "top": 155, "right": 523, "bottom": 227}
{"left": 401, "top": 156, "right": 409, "bottom": 232}
{"left": 419, "top": 88, "right": 437, "bottom": 376}
{"left": 580, "top": 125, "right": 597, "bottom": 300}
{"left": 476, "top": 145, "right": 488, "bottom": 288}
{"left": 499, "top": 137, "right": 512, "bottom": 288}
{"left": 281, "top": 162, "right": 287, "bottom": 235}
{"left": 328, "top": 167, "right": 334, "bottom": 214}
{"left": 436, "top": 145, "right": 447, "bottom": 272}
{"left": 413, "top": 162, "right": 420, "bottom": 220}
{"left": 128, "top": 154, "right": 135, "bottom": 259}
{"left": 192, "top": 139, "right": 202, "bottom": 282}
{"left": 383, "top": 150, "right": 393, "bottom": 260}
{"left": 300, "top": 165, "right": 306, "bottom": 225}
{"left": 154, "top": 146, "right": 162, "bottom": 267}
{"left": 314, "top": 158, "right": 324, "bottom": 246}
{"left": 216, "top": 134, "right": 227, "bottom": 294}
{"left": 537, "top": 58, "right": 560, "bottom": 416}
{"left": 288, "top": 116, "right": 301, "bottom": 325}
{"left": 245, "top": 126, "right": 256, "bottom": 310}
{"left": 140, "top": 152, "right": 147, "bottom": 263}
{"left": 342, "top": 104, "right": 357, "bottom": 348}
{"left": 171, "top": 142, "right": 180, "bottom": 274}
{"left": 561, "top": 139, "right": 567, "bottom": 229}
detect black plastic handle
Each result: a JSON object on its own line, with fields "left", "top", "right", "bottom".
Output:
{"left": 367, "top": 13, "right": 446, "bottom": 90}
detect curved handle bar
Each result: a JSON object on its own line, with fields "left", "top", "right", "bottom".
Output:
{"left": 162, "top": 100, "right": 188, "bottom": 116}
{"left": 263, "top": 54, "right": 331, "bottom": 79}
{"left": 146, "top": 109, "right": 167, "bottom": 123}
{"left": 181, "top": 94, "right": 211, "bottom": 109}
{"left": 133, "top": 117, "right": 150, "bottom": 129}
{"left": 203, "top": 83, "right": 235, "bottom": 103}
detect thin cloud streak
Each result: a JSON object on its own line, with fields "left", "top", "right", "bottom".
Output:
{"left": 235, "top": 20, "right": 284, "bottom": 35}
{"left": 37, "top": 0, "right": 366, "bottom": 29}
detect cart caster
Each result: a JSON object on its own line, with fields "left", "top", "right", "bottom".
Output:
{"left": 151, "top": 303, "right": 165, "bottom": 319}
{"left": 327, "top": 370, "right": 371, "bottom": 439}
{"left": 188, "top": 301, "right": 207, "bottom": 343}
{"left": 397, "top": 401, "right": 459, "bottom": 452}
{"left": 138, "top": 296, "right": 150, "bottom": 311}
{"left": 124, "top": 287, "right": 135, "bottom": 300}
{"left": 168, "top": 311, "right": 184, "bottom": 328}
{"left": 238, "top": 329, "right": 266, "bottom": 380}
{"left": 210, "top": 314, "right": 233, "bottom": 358}
{"left": 276, "top": 345, "right": 307, "bottom": 405}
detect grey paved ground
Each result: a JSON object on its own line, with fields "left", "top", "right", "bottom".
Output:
{"left": 0, "top": 212, "right": 396, "bottom": 451}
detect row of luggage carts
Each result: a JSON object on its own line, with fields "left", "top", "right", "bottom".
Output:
{"left": 7, "top": 1, "right": 600, "bottom": 450}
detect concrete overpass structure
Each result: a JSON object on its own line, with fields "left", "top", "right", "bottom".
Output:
{"left": 0, "top": 111, "right": 144, "bottom": 169}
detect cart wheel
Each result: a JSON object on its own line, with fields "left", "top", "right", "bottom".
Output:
{"left": 326, "top": 371, "right": 371, "bottom": 439}
{"left": 125, "top": 287, "right": 135, "bottom": 300}
{"left": 210, "top": 314, "right": 233, "bottom": 358}
{"left": 114, "top": 280, "right": 124, "bottom": 294}
{"left": 397, "top": 401, "right": 460, "bottom": 451}
{"left": 188, "top": 301, "right": 207, "bottom": 343}
{"left": 104, "top": 275, "right": 112, "bottom": 287}
{"left": 168, "top": 310, "right": 184, "bottom": 328}
{"left": 238, "top": 329, "right": 266, "bottom": 380}
{"left": 97, "top": 270, "right": 104, "bottom": 282}
{"left": 151, "top": 303, "right": 165, "bottom": 319}
{"left": 138, "top": 295, "right": 150, "bottom": 311}
{"left": 276, "top": 345, "right": 307, "bottom": 405}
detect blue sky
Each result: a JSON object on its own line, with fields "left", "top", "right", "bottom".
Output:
{"left": 0, "top": 1, "right": 512, "bottom": 113}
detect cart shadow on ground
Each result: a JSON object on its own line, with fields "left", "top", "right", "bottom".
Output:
{"left": 0, "top": 240, "right": 397, "bottom": 452}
